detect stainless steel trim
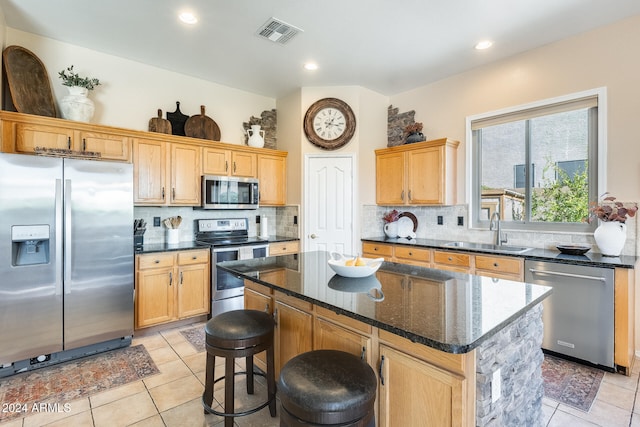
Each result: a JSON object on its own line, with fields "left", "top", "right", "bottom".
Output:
{"left": 528, "top": 268, "right": 606, "bottom": 283}
{"left": 64, "top": 179, "right": 72, "bottom": 291}
{"left": 55, "top": 179, "right": 63, "bottom": 296}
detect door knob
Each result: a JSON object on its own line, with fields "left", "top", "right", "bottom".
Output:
{"left": 310, "top": 234, "right": 318, "bottom": 239}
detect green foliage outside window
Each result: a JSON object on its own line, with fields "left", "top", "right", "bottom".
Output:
{"left": 531, "top": 160, "right": 588, "bottom": 223}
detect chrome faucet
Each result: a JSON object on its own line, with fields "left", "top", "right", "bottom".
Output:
{"left": 489, "top": 212, "right": 508, "bottom": 246}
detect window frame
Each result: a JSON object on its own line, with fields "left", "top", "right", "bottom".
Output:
{"left": 465, "top": 88, "right": 607, "bottom": 233}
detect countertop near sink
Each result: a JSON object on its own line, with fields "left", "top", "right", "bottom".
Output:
{"left": 135, "top": 235, "right": 299, "bottom": 255}
{"left": 362, "top": 236, "right": 638, "bottom": 269}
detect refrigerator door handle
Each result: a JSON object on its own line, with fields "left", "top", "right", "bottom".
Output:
{"left": 64, "top": 179, "right": 72, "bottom": 292}
{"left": 55, "top": 179, "right": 64, "bottom": 296}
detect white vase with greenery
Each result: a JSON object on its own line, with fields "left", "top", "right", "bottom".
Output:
{"left": 58, "top": 65, "right": 100, "bottom": 123}
{"left": 587, "top": 195, "right": 637, "bottom": 257}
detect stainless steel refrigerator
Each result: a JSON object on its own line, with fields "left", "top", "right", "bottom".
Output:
{"left": 0, "top": 153, "right": 134, "bottom": 375}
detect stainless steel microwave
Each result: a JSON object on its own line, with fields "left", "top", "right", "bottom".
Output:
{"left": 201, "top": 175, "right": 259, "bottom": 209}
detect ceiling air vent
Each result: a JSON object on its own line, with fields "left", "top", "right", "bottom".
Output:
{"left": 256, "top": 18, "right": 303, "bottom": 45}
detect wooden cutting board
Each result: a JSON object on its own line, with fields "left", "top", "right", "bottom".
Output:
{"left": 2, "top": 45, "right": 57, "bottom": 117}
{"left": 184, "top": 105, "right": 221, "bottom": 141}
{"left": 148, "top": 109, "right": 172, "bottom": 134}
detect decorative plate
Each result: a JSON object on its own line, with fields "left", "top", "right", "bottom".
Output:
{"left": 398, "top": 212, "right": 418, "bottom": 232}
{"left": 556, "top": 244, "right": 591, "bottom": 255}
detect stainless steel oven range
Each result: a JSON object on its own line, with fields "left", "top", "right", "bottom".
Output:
{"left": 195, "top": 218, "right": 268, "bottom": 317}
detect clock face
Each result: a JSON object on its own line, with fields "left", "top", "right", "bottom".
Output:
{"left": 313, "top": 107, "right": 346, "bottom": 141}
{"left": 304, "top": 98, "right": 356, "bottom": 150}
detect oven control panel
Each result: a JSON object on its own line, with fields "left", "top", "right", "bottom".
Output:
{"left": 197, "top": 218, "right": 248, "bottom": 233}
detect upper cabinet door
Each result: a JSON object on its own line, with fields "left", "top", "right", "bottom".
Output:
{"left": 258, "top": 153, "right": 286, "bottom": 205}
{"left": 77, "top": 131, "right": 130, "bottom": 161}
{"left": 170, "top": 143, "right": 201, "bottom": 205}
{"left": 231, "top": 151, "right": 257, "bottom": 177}
{"left": 376, "top": 151, "right": 405, "bottom": 205}
{"left": 15, "top": 123, "right": 73, "bottom": 152}
{"left": 133, "top": 139, "right": 167, "bottom": 204}
{"left": 407, "top": 146, "right": 442, "bottom": 204}
{"left": 202, "top": 147, "right": 230, "bottom": 175}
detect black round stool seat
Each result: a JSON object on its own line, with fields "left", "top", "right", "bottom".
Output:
{"left": 278, "top": 350, "right": 377, "bottom": 426}
{"left": 205, "top": 309, "right": 275, "bottom": 348}
{"left": 202, "top": 309, "right": 277, "bottom": 427}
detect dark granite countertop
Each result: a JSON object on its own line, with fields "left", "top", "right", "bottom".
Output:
{"left": 217, "top": 250, "right": 552, "bottom": 354}
{"left": 135, "top": 236, "right": 300, "bottom": 254}
{"left": 362, "top": 236, "right": 638, "bottom": 269}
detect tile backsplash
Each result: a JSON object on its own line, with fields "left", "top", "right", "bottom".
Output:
{"left": 134, "top": 205, "right": 300, "bottom": 245}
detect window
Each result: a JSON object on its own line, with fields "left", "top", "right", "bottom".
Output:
{"left": 468, "top": 89, "right": 605, "bottom": 231}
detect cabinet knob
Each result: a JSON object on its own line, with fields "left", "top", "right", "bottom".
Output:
{"left": 192, "top": 256, "right": 197, "bottom": 260}
{"left": 448, "top": 257, "right": 453, "bottom": 261}
{"left": 493, "top": 262, "right": 499, "bottom": 267}
{"left": 409, "top": 252, "right": 413, "bottom": 256}
{"left": 154, "top": 259, "right": 160, "bottom": 264}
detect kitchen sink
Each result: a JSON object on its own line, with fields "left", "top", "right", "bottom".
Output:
{"left": 443, "top": 241, "right": 532, "bottom": 254}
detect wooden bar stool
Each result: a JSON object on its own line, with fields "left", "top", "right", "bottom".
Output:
{"left": 278, "top": 350, "right": 377, "bottom": 427}
{"left": 202, "top": 309, "right": 276, "bottom": 427}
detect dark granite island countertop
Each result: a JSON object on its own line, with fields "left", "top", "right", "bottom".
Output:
{"left": 217, "top": 250, "right": 552, "bottom": 354}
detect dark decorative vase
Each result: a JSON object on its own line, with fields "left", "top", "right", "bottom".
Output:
{"left": 405, "top": 132, "right": 425, "bottom": 144}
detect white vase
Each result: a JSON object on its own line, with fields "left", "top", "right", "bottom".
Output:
{"left": 593, "top": 221, "right": 627, "bottom": 256}
{"left": 247, "top": 125, "right": 265, "bottom": 148}
{"left": 383, "top": 221, "right": 398, "bottom": 238}
{"left": 60, "top": 86, "right": 95, "bottom": 122}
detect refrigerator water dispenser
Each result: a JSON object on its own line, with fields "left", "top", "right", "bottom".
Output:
{"left": 11, "top": 225, "right": 50, "bottom": 266}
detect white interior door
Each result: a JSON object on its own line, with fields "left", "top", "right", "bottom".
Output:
{"left": 304, "top": 155, "right": 355, "bottom": 255}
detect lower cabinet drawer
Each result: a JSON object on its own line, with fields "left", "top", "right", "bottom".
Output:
{"left": 137, "top": 253, "right": 175, "bottom": 269}
{"left": 433, "top": 251, "right": 471, "bottom": 268}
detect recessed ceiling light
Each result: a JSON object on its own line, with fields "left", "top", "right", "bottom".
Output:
{"left": 179, "top": 12, "right": 198, "bottom": 25}
{"left": 304, "top": 62, "right": 318, "bottom": 71}
{"left": 475, "top": 40, "right": 493, "bottom": 50}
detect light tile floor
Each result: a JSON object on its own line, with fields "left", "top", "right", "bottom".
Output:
{"left": 3, "top": 320, "right": 640, "bottom": 427}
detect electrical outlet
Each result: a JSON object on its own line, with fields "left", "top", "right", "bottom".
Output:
{"left": 256, "top": 215, "right": 261, "bottom": 223}
{"left": 153, "top": 217, "right": 161, "bottom": 227}
{"left": 491, "top": 369, "right": 501, "bottom": 403}
{"left": 457, "top": 216, "right": 464, "bottom": 226}
{"left": 294, "top": 215, "right": 298, "bottom": 225}
{"left": 437, "top": 216, "right": 443, "bottom": 225}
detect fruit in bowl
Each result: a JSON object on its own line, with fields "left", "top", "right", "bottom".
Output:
{"left": 328, "top": 252, "right": 384, "bottom": 278}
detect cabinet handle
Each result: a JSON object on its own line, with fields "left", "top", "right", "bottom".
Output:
{"left": 408, "top": 190, "right": 412, "bottom": 201}
{"left": 180, "top": 271, "right": 183, "bottom": 285}
{"left": 82, "top": 138, "right": 86, "bottom": 152}
{"left": 67, "top": 136, "right": 71, "bottom": 150}
{"left": 360, "top": 346, "right": 366, "bottom": 361}
{"left": 169, "top": 272, "right": 173, "bottom": 286}
{"left": 162, "top": 187, "right": 165, "bottom": 200}
{"left": 273, "top": 308, "right": 278, "bottom": 326}
{"left": 225, "top": 160, "right": 228, "bottom": 172}
{"left": 379, "top": 355, "right": 385, "bottom": 385}
{"left": 172, "top": 188, "right": 176, "bottom": 201}
{"left": 400, "top": 190, "right": 404, "bottom": 201}
{"left": 233, "top": 162, "right": 237, "bottom": 173}
{"left": 265, "top": 303, "right": 269, "bottom": 313}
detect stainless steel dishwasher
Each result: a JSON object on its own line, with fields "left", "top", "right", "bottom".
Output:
{"left": 525, "top": 260, "right": 615, "bottom": 369}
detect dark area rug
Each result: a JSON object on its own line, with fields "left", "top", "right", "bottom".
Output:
{"left": 180, "top": 326, "right": 206, "bottom": 352}
{"left": 0, "top": 345, "right": 159, "bottom": 422}
{"left": 541, "top": 354, "right": 604, "bottom": 412}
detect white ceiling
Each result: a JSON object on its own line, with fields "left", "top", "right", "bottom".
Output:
{"left": 2, "top": 0, "right": 639, "bottom": 98}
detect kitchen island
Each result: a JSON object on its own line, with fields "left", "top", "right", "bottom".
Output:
{"left": 218, "top": 251, "right": 552, "bottom": 427}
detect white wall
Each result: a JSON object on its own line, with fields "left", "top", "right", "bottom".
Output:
{"left": 5, "top": 28, "right": 275, "bottom": 146}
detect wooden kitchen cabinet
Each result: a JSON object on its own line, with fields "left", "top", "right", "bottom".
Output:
{"left": 269, "top": 240, "right": 300, "bottom": 255}
{"left": 432, "top": 250, "right": 472, "bottom": 273}
{"left": 314, "top": 306, "right": 373, "bottom": 364}
{"left": 274, "top": 291, "right": 313, "bottom": 377}
{"left": 202, "top": 147, "right": 257, "bottom": 177}
{"left": 378, "top": 344, "right": 467, "bottom": 427}
{"left": 135, "top": 249, "right": 210, "bottom": 329}
{"left": 475, "top": 254, "right": 524, "bottom": 281}
{"left": 376, "top": 138, "right": 459, "bottom": 206}
{"left": 133, "top": 139, "right": 201, "bottom": 206}
{"left": 3, "top": 118, "right": 130, "bottom": 161}
{"left": 394, "top": 246, "right": 431, "bottom": 267}
{"left": 362, "top": 242, "right": 395, "bottom": 261}
{"left": 244, "top": 280, "right": 274, "bottom": 373}
{"left": 258, "top": 152, "right": 287, "bottom": 205}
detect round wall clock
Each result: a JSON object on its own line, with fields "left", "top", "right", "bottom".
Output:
{"left": 303, "top": 98, "right": 356, "bottom": 150}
